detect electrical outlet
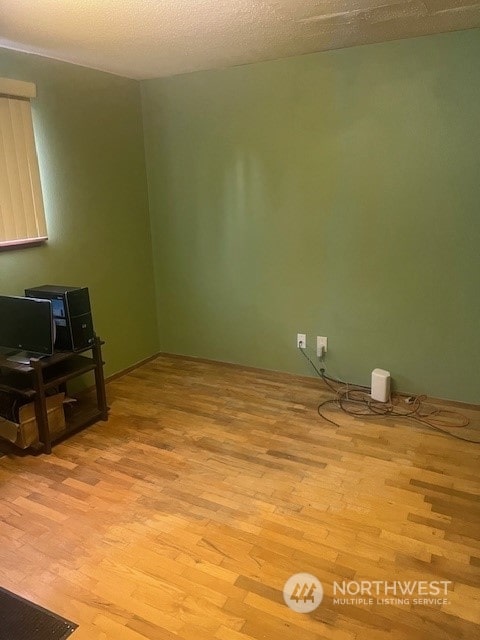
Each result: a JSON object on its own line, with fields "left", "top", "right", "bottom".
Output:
{"left": 297, "top": 333, "right": 306, "bottom": 349}
{"left": 317, "top": 336, "right": 327, "bottom": 357}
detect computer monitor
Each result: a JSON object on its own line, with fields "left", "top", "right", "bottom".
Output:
{"left": 0, "top": 295, "right": 54, "bottom": 362}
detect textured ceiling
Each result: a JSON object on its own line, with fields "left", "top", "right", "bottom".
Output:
{"left": 0, "top": 0, "right": 479, "bottom": 79}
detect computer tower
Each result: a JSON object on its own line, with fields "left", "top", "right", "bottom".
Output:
{"left": 25, "top": 285, "right": 95, "bottom": 352}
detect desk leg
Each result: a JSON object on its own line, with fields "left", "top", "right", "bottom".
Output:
{"left": 33, "top": 362, "right": 51, "bottom": 454}
{"left": 93, "top": 338, "right": 108, "bottom": 421}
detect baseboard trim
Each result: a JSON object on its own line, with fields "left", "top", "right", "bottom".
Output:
{"left": 100, "top": 350, "right": 478, "bottom": 412}
{"left": 155, "top": 352, "right": 480, "bottom": 411}
{"left": 156, "top": 351, "right": 324, "bottom": 387}
{"left": 105, "top": 353, "right": 161, "bottom": 384}
{"left": 77, "top": 352, "right": 161, "bottom": 398}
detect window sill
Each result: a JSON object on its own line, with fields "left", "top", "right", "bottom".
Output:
{"left": 0, "top": 237, "right": 48, "bottom": 251}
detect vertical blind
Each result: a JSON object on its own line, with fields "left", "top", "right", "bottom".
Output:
{"left": 0, "top": 78, "right": 47, "bottom": 247}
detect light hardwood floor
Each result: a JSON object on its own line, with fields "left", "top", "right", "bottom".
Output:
{"left": 0, "top": 354, "right": 479, "bottom": 640}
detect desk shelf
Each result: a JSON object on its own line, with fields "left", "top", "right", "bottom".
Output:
{"left": 0, "top": 336, "right": 108, "bottom": 454}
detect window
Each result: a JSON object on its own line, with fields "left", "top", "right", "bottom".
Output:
{"left": 0, "top": 78, "right": 47, "bottom": 248}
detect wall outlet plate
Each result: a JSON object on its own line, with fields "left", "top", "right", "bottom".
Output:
{"left": 297, "top": 333, "right": 306, "bottom": 349}
{"left": 317, "top": 336, "right": 327, "bottom": 356}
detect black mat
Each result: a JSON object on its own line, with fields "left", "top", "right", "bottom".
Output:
{"left": 0, "top": 586, "right": 77, "bottom": 640}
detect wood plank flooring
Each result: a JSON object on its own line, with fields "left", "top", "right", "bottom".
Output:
{"left": 0, "top": 354, "right": 479, "bottom": 640}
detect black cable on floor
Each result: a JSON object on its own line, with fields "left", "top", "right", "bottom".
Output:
{"left": 299, "top": 347, "right": 480, "bottom": 444}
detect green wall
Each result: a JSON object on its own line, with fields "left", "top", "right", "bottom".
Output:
{"left": 1, "top": 32, "right": 478, "bottom": 402}
{"left": 141, "top": 29, "right": 480, "bottom": 403}
{"left": 0, "top": 49, "right": 158, "bottom": 375}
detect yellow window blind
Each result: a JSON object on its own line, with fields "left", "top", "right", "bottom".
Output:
{"left": 0, "top": 78, "right": 47, "bottom": 248}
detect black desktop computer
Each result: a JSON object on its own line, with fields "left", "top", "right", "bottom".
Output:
{"left": 25, "top": 285, "right": 95, "bottom": 352}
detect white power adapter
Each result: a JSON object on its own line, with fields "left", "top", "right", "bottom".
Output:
{"left": 371, "top": 368, "right": 391, "bottom": 403}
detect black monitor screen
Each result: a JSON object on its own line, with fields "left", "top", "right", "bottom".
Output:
{"left": 0, "top": 296, "right": 54, "bottom": 355}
